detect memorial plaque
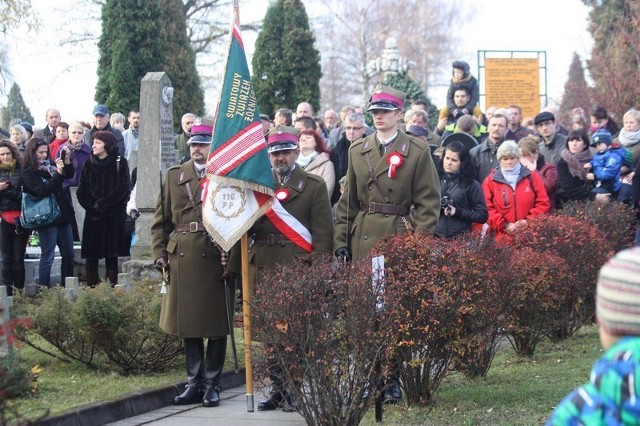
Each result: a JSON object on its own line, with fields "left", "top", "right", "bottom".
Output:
{"left": 485, "top": 58, "right": 540, "bottom": 119}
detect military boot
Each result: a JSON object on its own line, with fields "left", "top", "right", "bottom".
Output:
{"left": 202, "top": 337, "right": 227, "bottom": 407}
{"left": 174, "top": 338, "right": 204, "bottom": 405}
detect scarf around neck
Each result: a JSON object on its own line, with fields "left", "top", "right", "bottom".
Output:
{"left": 618, "top": 129, "right": 640, "bottom": 147}
{"left": 297, "top": 151, "right": 317, "bottom": 168}
{"left": 560, "top": 148, "right": 592, "bottom": 180}
{"left": 0, "top": 160, "right": 16, "bottom": 175}
{"left": 501, "top": 163, "right": 522, "bottom": 190}
{"left": 37, "top": 160, "right": 57, "bottom": 176}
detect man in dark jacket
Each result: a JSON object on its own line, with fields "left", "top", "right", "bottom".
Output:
{"left": 329, "top": 112, "right": 367, "bottom": 205}
{"left": 83, "top": 105, "right": 125, "bottom": 157}
{"left": 535, "top": 111, "right": 567, "bottom": 164}
{"left": 32, "top": 108, "right": 61, "bottom": 143}
{"left": 470, "top": 113, "right": 509, "bottom": 183}
{"left": 150, "top": 116, "right": 231, "bottom": 408}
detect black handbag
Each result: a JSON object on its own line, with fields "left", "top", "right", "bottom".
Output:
{"left": 20, "top": 192, "right": 61, "bottom": 229}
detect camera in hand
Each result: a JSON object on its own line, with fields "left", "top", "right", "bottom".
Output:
{"left": 61, "top": 150, "right": 67, "bottom": 161}
{"left": 440, "top": 196, "right": 452, "bottom": 208}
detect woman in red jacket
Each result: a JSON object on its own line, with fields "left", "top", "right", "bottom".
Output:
{"left": 482, "top": 140, "right": 550, "bottom": 243}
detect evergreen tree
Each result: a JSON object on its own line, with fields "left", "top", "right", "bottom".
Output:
{"left": 95, "top": 0, "right": 203, "bottom": 128}
{"left": 383, "top": 73, "right": 438, "bottom": 128}
{"left": 252, "top": 0, "right": 322, "bottom": 117}
{"left": 559, "top": 53, "right": 591, "bottom": 124}
{"left": 583, "top": 0, "right": 640, "bottom": 118}
{"left": 1, "top": 83, "right": 34, "bottom": 128}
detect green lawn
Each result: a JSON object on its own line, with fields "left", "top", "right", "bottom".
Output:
{"left": 362, "top": 326, "right": 602, "bottom": 425}
{"left": 9, "top": 326, "right": 601, "bottom": 425}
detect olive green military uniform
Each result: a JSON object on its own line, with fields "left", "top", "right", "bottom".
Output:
{"left": 251, "top": 166, "right": 333, "bottom": 278}
{"left": 150, "top": 160, "right": 231, "bottom": 338}
{"left": 334, "top": 131, "right": 440, "bottom": 261}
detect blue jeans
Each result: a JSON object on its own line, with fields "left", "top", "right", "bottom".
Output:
{"left": 38, "top": 223, "right": 74, "bottom": 287}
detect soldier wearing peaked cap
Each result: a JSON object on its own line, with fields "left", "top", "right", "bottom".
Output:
{"left": 334, "top": 84, "right": 440, "bottom": 262}
{"left": 150, "top": 115, "right": 232, "bottom": 408}
{"left": 333, "top": 84, "right": 441, "bottom": 404}
{"left": 251, "top": 125, "right": 333, "bottom": 412}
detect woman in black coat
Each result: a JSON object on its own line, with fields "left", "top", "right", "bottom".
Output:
{"left": 434, "top": 140, "right": 488, "bottom": 238}
{"left": 77, "top": 130, "right": 130, "bottom": 286}
{"left": 22, "top": 138, "right": 75, "bottom": 288}
{"left": 556, "top": 130, "right": 610, "bottom": 205}
{"left": 0, "top": 140, "right": 28, "bottom": 294}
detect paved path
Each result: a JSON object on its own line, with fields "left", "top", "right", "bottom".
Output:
{"left": 108, "top": 386, "right": 305, "bottom": 426}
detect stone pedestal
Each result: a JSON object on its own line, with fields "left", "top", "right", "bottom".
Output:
{"left": 132, "top": 72, "right": 177, "bottom": 259}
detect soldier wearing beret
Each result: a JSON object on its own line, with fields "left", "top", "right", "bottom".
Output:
{"left": 334, "top": 84, "right": 440, "bottom": 262}
{"left": 150, "top": 116, "right": 232, "bottom": 408}
{"left": 253, "top": 125, "right": 333, "bottom": 412}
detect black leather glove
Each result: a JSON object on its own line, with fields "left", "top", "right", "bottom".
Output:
{"left": 335, "top": 246, "right": 352, "bottom": 262}
{"left": 155, "top": 257, "right": 169, "bottom": 273}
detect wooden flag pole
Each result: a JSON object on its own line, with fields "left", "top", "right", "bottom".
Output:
{"left": 241, "top": 233, "right": 254, "bottom": 412}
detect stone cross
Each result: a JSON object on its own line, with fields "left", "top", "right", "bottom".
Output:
{"left": 131, "top": 72, "right": 176, "bottom": 259}
{"left": 0, "top": 285, "right": 15, "bottom": 356}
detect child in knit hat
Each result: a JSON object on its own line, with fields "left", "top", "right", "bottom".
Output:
{"left": 547, "top": 247, "right": 640, "bottom": 425}
{"left": 584, "top": 128, "right": 627, "bottom": 198}
{"left": 438, "top": 60, "right": 481, "bottom": 124}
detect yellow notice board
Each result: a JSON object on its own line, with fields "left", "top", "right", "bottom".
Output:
{"left": 485, "top": 58, "right": 540, "bottom": 119}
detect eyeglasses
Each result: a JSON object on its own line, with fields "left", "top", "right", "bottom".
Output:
{"left": 344, "top": 126, "right": 364, "bottom": 131}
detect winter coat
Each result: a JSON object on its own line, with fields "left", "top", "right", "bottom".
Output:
{"left": 539, "top": 133, "right": 567, "bottom": 165}
{"left": 150, "top": 160, "right": 233, "bottom": 338}
{"left": 250, "top": 166, "right": 333, "bottom": 277}
{"left": 590, "top": 147, "right": 627, "bottom": 194}
{"left": 334, "top": 131, "right": 440, "bottom": 261}
{"left": 482, "top": 166, "right": 550, "bottom": 243}
{"left": 434, "top": 173, "right": 487, "bottom": 238}
{"left": 329, "top": 134, "right": 351, "bottom": 205}
{"left": 56, "top": 142, "right": 92, "bottom": 189}
{"left": 0, "top": 163, "right": 23, "bottom": 213}
{"left": 470, "top": 139, "right": 501, "bottom": 183}
{"left": 303, "top": 152, "right": 335, "bottom": 197}
{"left": 23, "top": 163, "right": 75, "bottom": 226}
{"left": 76, "top": 153, "right": 130, "bottom": 259}
{"left": 446, "top": 62, "right": 479, "bottom": 113}
{"left": 556, "top": 157, "right": 596, "bottom": 203}
{"left": 547, "top": 337, "right": 640, "bottom": 426}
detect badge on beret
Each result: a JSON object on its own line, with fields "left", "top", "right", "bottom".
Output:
{"left": 387, "top": 152, "right": 404, "bottom": 179}
{"left": 275, "top": 188, "right": 289, "bottom": 202}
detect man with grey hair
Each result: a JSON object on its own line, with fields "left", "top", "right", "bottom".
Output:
{"left": 328, "top": 105, "right": 356, "bottom": 148}
{"left": 274, "top": 108, "right": 293, "bottom": 126}
{"left": 324, "top": 109, "right": 339, "bottom": 131}
{"left": 406, "top": 109, "right": 441, "bottom": 147}
{"left": 33, "top": 108, "right": 62, "bottom": 143}
{"left": 329, "top": 112, "right": 367, "bottom": 205}
{"left": 175, "top": 112, "right": 197, "bottom": 162}
{"left": 83, "top": 104, "right": 125, "bottom": 157}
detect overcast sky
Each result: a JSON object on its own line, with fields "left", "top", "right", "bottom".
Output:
{"left": 2, "top": 0, "right": 591, "bottom": 128}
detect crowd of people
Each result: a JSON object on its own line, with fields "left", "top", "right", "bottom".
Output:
{"left": 0, "top": 105, "right": 136, "bottom": 294}
{"left": 2, "top": 59, "right": 640, "bottom": 419}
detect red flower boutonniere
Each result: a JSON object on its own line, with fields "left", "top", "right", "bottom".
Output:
{"left": 275, "top": 188, "right": 289, "bottom": 202}
{"left": 387, "top": 152, "right": 404, "bottom": 178}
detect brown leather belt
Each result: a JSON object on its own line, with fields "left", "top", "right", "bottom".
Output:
{"left": 253, "top": 234, "right": 293, "bottom": 245}
{"left": 360, "top": 202, "right": 409, "bottom": 215}
{"left": 174, "top": 222, "right": 205, "bottom": 233}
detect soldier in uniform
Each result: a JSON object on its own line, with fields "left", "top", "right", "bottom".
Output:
{"left": 333, "top": 85, "right": 441, "bottom": 403}
{"left": 150, "top": 116, "right": 232, "bottom": 408}
{"left": 252, "top": 125, "right": 333, "bottom": 412}
{"left": 334, "top": 85, "right": 440, "bottom": 262}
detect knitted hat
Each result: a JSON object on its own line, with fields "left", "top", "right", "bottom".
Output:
{"left": 591, "top": 128, "right": 613, "bottom": 147}
{"left": 596, "top": 247, "right": 640, "bottom": 336}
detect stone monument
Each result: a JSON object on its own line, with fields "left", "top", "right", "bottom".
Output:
{"left": 130, "top": 72, "right": 177, "bottom": 259}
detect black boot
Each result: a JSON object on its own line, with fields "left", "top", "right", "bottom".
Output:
{"left": 257, "top": 375, "right": 284, "bottom": 411}
{"left": 202, "top": 337, "right": 226, "bottom": 407}
{"left": 85, "top": 261, "right": 100, "bottom": 288}
{"left": 281, "top": 393, "right": 299, "bottom": 413}
{"left": 13, "top": 267, "right": 25, "bottom": 291}
{"left": 106, "top": 269, "right": 118, "bottom": 288}
{"left": 174, "top": 338, "right": 204, "bottom": 405}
